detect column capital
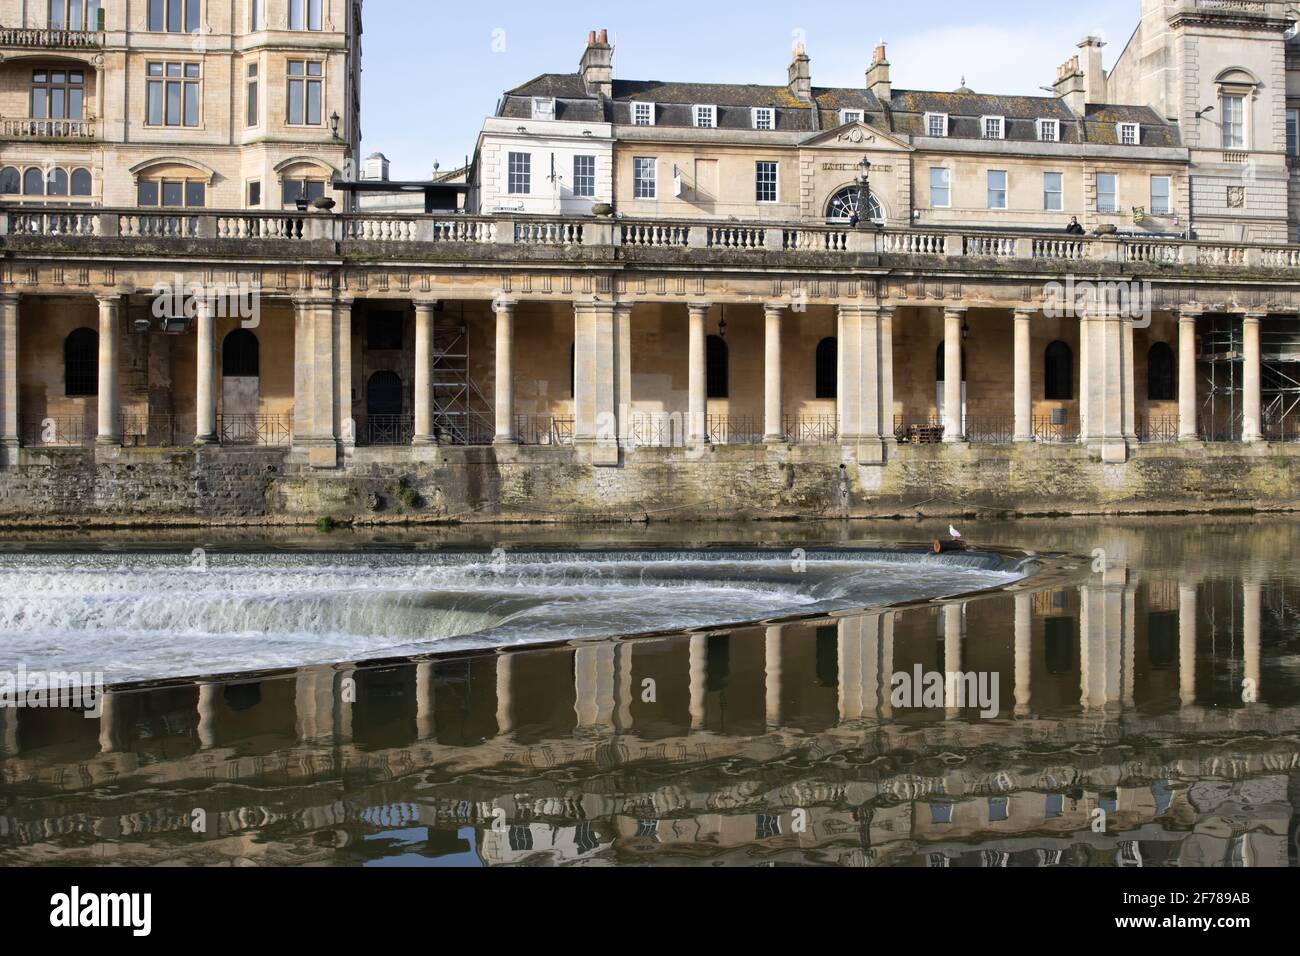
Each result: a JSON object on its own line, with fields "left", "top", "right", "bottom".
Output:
{"left": 942, "top": 305, "right": 968, "bottom": 319}
{"left": 878, "top": 304, "right": 897, "bottom": 319}
{"left": 1243, "top": 311, "right": 1268, "bottom": 323}
{"left": 1013, "top": 307, "right": 1035, "bottom": 321}
{"left": 94, "top": 292, "right": 125, "bottom": 308}
{"left": 412, "top": 299, "right": 441, "bottom": 311}
{"left": 492, "top": 297, "right": 517, "bottom": 315}
{"left": 573, "top": 298, "right": 616, "bottom": 315}
{"left": 1176, "top": 308, "right": 1202, "bottom": 323}
{"left": 763, "top": 302, "right": 787, "bottom": 316}
{"left": 611, "top": 300, "right": 635, "bottom": 317}
{"left": 0, "top": 291, "right": 21, "bottom": 306}
{"left": 687, "top": 301, "right": 712, "bottom": 316}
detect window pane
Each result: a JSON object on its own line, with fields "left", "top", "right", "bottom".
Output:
{"left": 168, "top": 0, "right": 182, "bottom": 32}
{"left": 166, "top": 81, "right": 181, "bottom": 125}
{"left": 184, "top": 82, "right": 199, "bottom": 126}
{"left": 23, "top": 168, "right": 44, "bottom": 194}
{"left": 162, "top": 181, "right": 184, "bottom": 206}
{"left": 47, "top": 168, "right": 69, "bottom": 196}
{"left": 288, "top": 79, "right": 303, "bottom": 124}
{"left": 138, "top": 180, "right": 159, "bottom": 205}
{"left": 147, "top": 81, "right": 163, "bottom": 124}
{"left": 51, "top": 89, "right": 65, "bottom": 118}
{"left": 69, "top": 88, "right": 83, "bottom": 119}
{"left": 52, "top": 0, "right": 67, "bottom": 30}
{"left": 307, "top": 62, "right": 322, "bottom": 76}
{"left": 148, "top": 0, "right": 164, "bottom": 31}
{"left": 247, "top": 81, "right": 258, "bottom": 126}
{"left": 32, "top": 89, "right": 48, "bottom": 119}
{"left": 71, "top": 168, "right": 92, "bottom": 196}
{"left": 185, "top": 0, "right": 199, "bottom": 33}
{"left": 290, "top": 0, "right": 303, "bottom": 30}
{"left": 0, "top": 167, "right": 20, "bottom": 194}
{"left": 305, "top": 179, "right": 324, "bottom": 200}
{"left": 306, "top": 79, "right": 321, "bottom": 125}
{"left": 185, "top": 181, "right": 205, "bottom": 207}
{"left": 309, "top": 0, "right": 322, "bottom": 30}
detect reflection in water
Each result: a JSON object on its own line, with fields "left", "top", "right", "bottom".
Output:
{"left": 2, "top": 517, "right": 1300, "bottom": 867}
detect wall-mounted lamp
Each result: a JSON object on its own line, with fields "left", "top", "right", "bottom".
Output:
{"left": 1194, "top": 105, "right": 1215, "bottom": 120}
{"left": 961, "top": 320, "right": 970, "bottom": 342}
{"left": 330, "top": 111, "right": 341, "bottom": 138}
{"left": 718, "top": 306, "right": 728, "bottom": 339}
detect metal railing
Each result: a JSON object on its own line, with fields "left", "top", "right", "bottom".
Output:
{"left": 218, "top": 414, "right": 291, "bottom": 446}
{"left": 1034, "top": 415, "right": 1080, "bottom": 444}
{"left": 516, "top": 416, "right": 574, "bottom": 446}
{"left": 364, "top": 414, "right": 414, "bottom": 446}
{"left": 706, "top": 416, "right": 764, "bottom": 445}
{"left": 783, "top": 415, "right": 839, "bottom": 444}
{"left": 120, "top": 413, "right": 189, "bottom": 447}
{"left": 431, "top": 412, "right": 494, "bottom": 446}
{"left": 1136, "top": 416, "right": 1180, "bottom": 444}
{"left": 21, "top": 417, "right": 93, "bottom": 447}
{"left": 964, "top": 417, "right": 1016, "bottom": 444}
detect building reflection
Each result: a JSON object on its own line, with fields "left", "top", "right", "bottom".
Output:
{"left": 1, "top": 571, "right": 1298, "bottom": 867}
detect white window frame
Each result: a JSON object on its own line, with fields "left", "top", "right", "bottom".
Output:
{"left": 1096, "top": 172, "right": 1118, "bottom": 214}
{"left": 840, "top": 109, "right": 864, "bottom": 126}
{"left": 531, "top": 97, "right": 556, "bottom": 121}
{"left": 1037, "top": 118, "right": 1060, "bottom": 142}
{"left": 1221, "top": 94, "right": 1246, "bottom": 149}
{"left": 1150, "top": 175, "right": 1172, "bottom": 215}
{"left": 1043, "top": 171, "right": 1063, "bottom": 211}
{"left": 987, "top": 169, "right": 1008, "bottom": 209}
{"left": 981, "top": 115, "right": 1005, "bottom": 140}
{"left": 929, "top": 167, "right": 951, "bottom": 208}
{"left": 632, "top": 102, "right": 655, "bottom": 126}
{"left": 1118, "top": 122, "right": 1140, "bottom": 146}
{"left": 755, "top": 161, "right": 778, "bottom": 203}
{"left": 572, "top": 154, "right": 596, "bottom": 198}
{"left": 925, "top": 112, "right": 949, "bottom": 138}
{"left": 693, "top": 104, "right": 716, "bottom": 129}
{"left": 632, "top": 156, "right": 657, "bottom": 199}
{"left": 506, "top": 152, "right": 530, "bottom": 195}
{"left": 752, "top": 107, "right": 774, "bottom": 130}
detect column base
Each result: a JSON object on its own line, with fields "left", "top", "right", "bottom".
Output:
{"left": 412, "top": 435, "right": 440, "bottom": 447}
{"left": 1013, "top": 435, "right": 1036, "bottom": 444}
{"left": 762, "top": 434, "right": 786, "bottom": 446}
{"left": 1099, "top": 439, "right": 1130, "bottom": 463}
{"left": 193, "top": 435, "right": 218, "bottom": 446}
{"left": 0, "top": 438, "right": 19, "bottom": 468}
{"left": 95, "top": 436, "right": 121, "bottom": 447}
{"left": 853, "top": 438, "right": 887, "bottom": 465}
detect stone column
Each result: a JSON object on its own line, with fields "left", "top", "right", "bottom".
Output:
{"left": 613, "top": 642, "right": 634, "bottom": 734}
{"left": 1080, "top": 302, "right": 1131, "bottom": 462}
{"left": 837, "top": 617, "right": 864, "bottom": 723}
{"left": 295, "top": 670, "right": 336, "bottom": 742}
{"left": 763, "top": 304, "right": 785, "bottom": 443}
{"left": 1242, "top": 313, "right": 1264, "bottom": 443}
{"left": 0, "top": 293, "right": 19, "bottom": 466}
{"left": 0, "top": 702, "right": 18, "bottom": 758}
{"left": 334, "top": 668, "right": 355, "bottom": 744}
{"left": 1014, "top": 590, "right": 1032, "bottom": 716}
{"left": 879, "top": 306, "right": 895, "bottom": 443}
{"left": 614, "top": 303, "right": 633, "bottom": 449}
{"left": 98, "top": 691, "right": 121, "bottom": 753}
{"left": 1178, "top": 310, "right": 1200, "bottom": 441}
{"left": 880, "top": 611, "right": 895, "bottom": 719}
{"left": 687, "top": 303, "right": 709, "bottom": 445}
{"left": 688, "top": 634, "right": 708, "bottom": 731}
{"left": 764, "top": 625, "right": 784, "bottom": 730}
{"left": 292, "top": 296, "right": 343, "bottom": 464}
{"left": 493, "top": 299, "right": 516, "bottom": 445}
{"left": 837, "top": 303, "right": 884, "bottom": 461}
{"left": 196, "top": 682, "right": 218, "bottom": 750}
{"left": 1179, "top": 584, "right": 1197, "bottom": 708}
{"left": 574, "top": 300, "right": 619, "bottom": 465}
{"left": 1013, "top": 309, "right": 1034, "bottom": 442}
{"left": 335, "top": 297, "right": 354, "bottom": 451}
{"left": 412, "top": 300, "right": 439, "bottom": 445}
{"left": 1243, "top": 579, "right": 1261, "bottom": 703}
{"left": 1078, "top": 312, "right": 1092, "bottom": 440}
{"left": 95, "top": 294, "right": 121, "bottom": 445}
{"left": 1122, "top": 315, "right": 1137, "bottom": 442}
{"left": 942, "top": 307, "right": 965, "bottom": 443}
{"left": 194, "top": 298, "right": 217, "bottom": 444}
{"left": 416, "top": 661, "right": 436, "bottom": 739}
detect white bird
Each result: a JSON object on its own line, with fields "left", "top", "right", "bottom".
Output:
{"left": 949, "top": 525, "right": 963, "bottom": 540}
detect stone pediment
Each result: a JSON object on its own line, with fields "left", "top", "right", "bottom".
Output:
{"left": 799, "top": 122, "right": 913, "bottom": 152}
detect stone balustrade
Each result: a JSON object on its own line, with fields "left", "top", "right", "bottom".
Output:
{"left": 0, "top": 27, "right": 102, "bottom": 49}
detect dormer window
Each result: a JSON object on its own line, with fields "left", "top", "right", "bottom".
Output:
{"left": 632, "top": 102, "right": 655, "bottom": 126}
{"left": 531, "top": 97, "right": 556, "bottom": 121}
{"left": 1118, "top": 122, "right": 1140, "bottom": 146}
{"left": 840, "top": 109, "right": 863, "bottom": 126}
{"left": 1037, "top": 118, "right": 1060, "bottom": 142}
{"left": 925, "top": 112, "right": 949, "bottom": 138}
{"left": 752, "top": 107, "right": 774, "bottom": 130}
{"left": 982, "top": 116, "right": 1005, "bottom": 140}
{"left": 693, "top": 105, "right": 716, "bottom": 128}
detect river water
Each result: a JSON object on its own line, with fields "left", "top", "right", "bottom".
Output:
{"left": 0, "top": 516, "right": 1297, "bottom": 867}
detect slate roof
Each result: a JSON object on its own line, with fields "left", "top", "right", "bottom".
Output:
{"left": 500, "top": 73, "right": 1181, "bottom": 147}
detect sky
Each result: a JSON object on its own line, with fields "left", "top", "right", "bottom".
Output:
{"left": 360, "top": 0, "right": 1140, "bottom": 180}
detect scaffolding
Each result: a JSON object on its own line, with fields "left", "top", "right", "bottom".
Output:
{"left": 1199, "top": 316, "right": 1300, "bottom": 442}
{"left": 430, "top": 303, "right": 494, "bottom": 445}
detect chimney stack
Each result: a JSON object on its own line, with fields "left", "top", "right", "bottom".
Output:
{"left": 788, "top": 43, "right": 812, "bottom": 104}
{"left": 580, "top": 29, "right": 613, "bottom": 99}
{"left": 867, "top": 41, "right": 891, "bottom": 101}
{"left": 1053, "top": 54, "right": 1085, "bottom": 115}
{"left": 1078, "top": 36, "right": 1107, "bottom": 106}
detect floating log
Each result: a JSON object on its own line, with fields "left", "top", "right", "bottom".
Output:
{"left": 933, "top": 539, "right": 969, "bottom": 554}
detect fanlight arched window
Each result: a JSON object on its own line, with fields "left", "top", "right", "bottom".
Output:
{"left": 1148, "top": 342, "right": 1175, "bottom": 401}
{"left": 222, "top": 330, "right": 260, "bottom": 378}
{"left": 1044, "top": 341, "right": 1074, "bottom": 401}
{"left": 815, "top": 337, "right": 837, "bottom": 399}
{"left": 64, "top": 328, "right": 98, "bottom": 396}
{"left": 826, "top": 186, "right": 883, "bottom": 223}
{"left": 46, "top": 168, "right": 68, "bottom": 196}
{"left": 22, "top": 168, "right": 44, "bottom": 195}
{"left": 70, "top": 167, "right": 93, "bottom": 196}
{"left": 706, "top": 335, "right": 729, "bottom": 399}
{"left": 0, "top": 167, "right": 19, "bottom": 194}
{"left": 366, "top": 370, "right": 403, "bottom": 416}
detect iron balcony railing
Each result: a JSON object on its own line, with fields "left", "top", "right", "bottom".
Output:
{"left": 218, "top": 414, "right": 292, "bottom": 446}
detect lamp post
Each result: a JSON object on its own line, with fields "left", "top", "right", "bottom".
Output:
{"left": 855, "top": 155, "right": 872, "bottom": 227}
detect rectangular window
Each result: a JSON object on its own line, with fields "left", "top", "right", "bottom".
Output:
{"left": 987, "top": 170, "right": 1007, "bottom": 209}
{"left": 755, "top": 161, "right": 778, "bottom": 203}
{"left": 507, "top": 152, "right": 530, "bottom": 195}
{"left": 752, "top": 107, "right": 774, "bottom": 130}
{"left": 248, "top": 180, "right": 261, "bottom": 207}
{"left": 287, "top": 60, "right": 323, "bottom": 125}
{"left": 51, "top": 0, "right": 101, "bottom": 30}
{"left": 146, "top": 61, "right": 200, "bottom": 127}
{"left": 982, "top": 116, "right": 1004, "bottom": 140}
{"left": 573, "top": 155, "right": 596, "bottom": 197}
{"left": 137, "top": 178, "right": 204, "bottom": 207}
{"left": 632, "top": 102, "right": 654, "bottom": 126}
{"left": 925, "top": 112, "right": 948, "bottom": 137}
{"left": 250, "top": 0, "right": 263, "bottom": 30}
{"left": 1097, "top": 173, "right": 1118, "bottom": 213}
{"left": 282, "top": 178, "right": 324, "bottom": 208}
{"left": 929, "top": 167, "right": 950, "bottom": 207}
{"left": 31, "top": 68, "right": 84, "bottom": 120}
{"left": 633, "top": 156, "right": 656, "bottom": 199}
{"left": 246, "top": 63, "right": 258, "bottom": 127}
{"left": 1287, "top": 109, "right": 1298, "bottom": 157}
{"left": 531, "top": 97, "right": 555, "bottom": 120}
{"left": 1151, "top": 175, "right": 1171, "bottom": 215}
{"left": 840, "top": 109, "right": 863, "bottom": 126}
{"left": 148, "top": 0, "right": 199, "bottom": 33}
{"left": 1222, "top": 95, "right": 1245, "bottom": 149}
{"left": 1118, "top": 122, "right": 1140, "bottom": 146}
{"left": 289, "top": 0, "right": 323, "bottom": 31}
{"left": 693, "top": 105, "right": 715, "bottom": 128}
{"left": 1044, "top": 171, "right": 1063, "bottom": 211}
{"left": 1037, "top": 119, "right": 1059, "bottom": 142}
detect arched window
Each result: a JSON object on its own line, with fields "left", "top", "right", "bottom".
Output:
{"left": 706, "top": 335, "right": 728, "bottom": 399}
{"left": 935, "top": 342, "right": 966, "bottom": 382}
{"left": 23, "top": 168, "right": 44, "bottom": 195}
{"left": 815, "top": 337, "right": 837, "bottom": 399}
{"left": 826, "top": 186, "right": 883, "bottom": 223}
{"left": 222, "top": 330, "right": 259, "bottom": 378}
{"left": 70, "top": 167, "right": 92, "bottom": 196}
{"left": 46, "top": 168, "right": 68, "bottom": 196}
{"left": 1044, "top": 341, "right": 1074, "bottom": 400}
{"left": 64, "top": 328, "right": 98, "bottom": 396}
{"left": 1147, "top": 342, "right": 1175, "bottom": 401}
{"left": 366, "top": 370, "right": 403, "bottom": 416}
{"left": 0, "top": 167, "right": 19, "bottom": 194}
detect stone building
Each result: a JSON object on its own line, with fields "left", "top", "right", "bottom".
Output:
{"left": 1, "top": 0, "right": 1300, "bottom": 521}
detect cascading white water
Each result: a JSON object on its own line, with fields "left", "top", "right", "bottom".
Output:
{"left": 0, "top": 549, "right": 1027, "bottom": 684}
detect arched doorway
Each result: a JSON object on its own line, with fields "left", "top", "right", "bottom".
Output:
{"left": 221, "top": 330, "right": 260, "bottom": 440}
{"left": 826, "top": 186, "right": 883, "bottom": 224}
